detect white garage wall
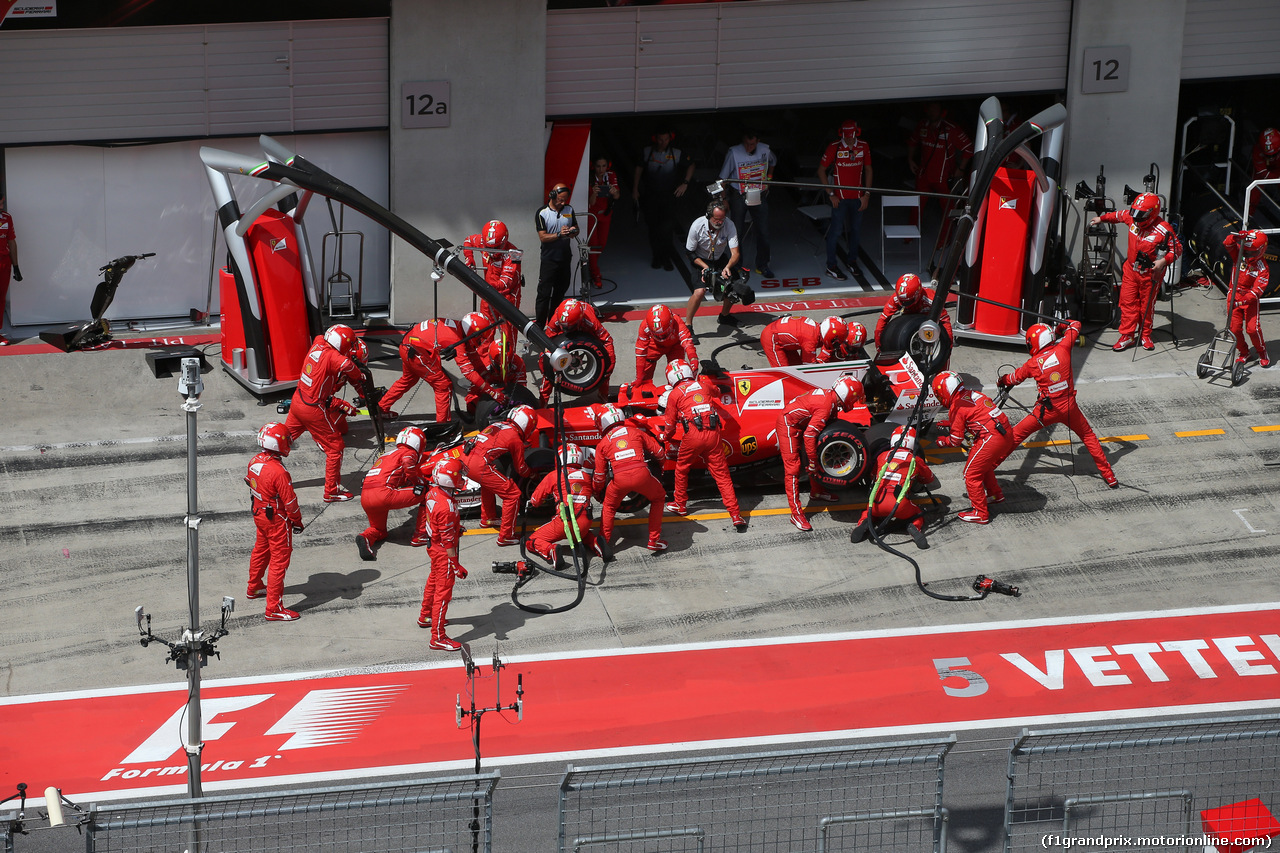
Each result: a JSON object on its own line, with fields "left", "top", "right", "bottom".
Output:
{"left": 1181, "top": 0, "right": 1280, "bottom": 80}
{"left": 547, "top": 0, "right": 1072, "bottom": 115}
{"left": 5, "top": 132, "right": 389, "bottom": 326}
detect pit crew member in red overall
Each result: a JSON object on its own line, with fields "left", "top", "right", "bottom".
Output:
{"left": 539, "top": 298, "right": 616, "bottom": 404}
{"left": 660, "top": 359, "right": 747, "bottom": 530}
{"left": 283, "top": 324, "right": 366, "bottom": 502}
{"left": 821, "top": 321, "right": 870, "bottom": 362}
{"left": 418, "top": 456, "right": 468, "bottom": 650}
{"left": 634, "top": 303, "right": 698, "bottom": 384}
{"left": 463, "top": 331, "right": 527, "bottom": 419}
{"left": 1223, "top": 230, "right": 1271, "bottom": 368}
{"left": 1090, "top": 193, "right": 1182, "bottom": 352}
{"left": 760, "top": 315, "right": 846, "bottom": 366}
{"left": 908, "top": 102, "right": 973, "bottom": 220}
{"left": 592, "top": 404, "right": 668, "bottom": 551}
{"left": 999, "top": 321, "right": 1119, "bottom": 488}
{"left": 874, "top": 273, "right": 953, "bottom": 351}
{"left": 465, "top": 404, "right": 536, "bottom": 546}
{"left": 586, "top": 158, "right": 620, "bottom": 288}
{"left": 776, "top": 376, "right": 864, "bottom": 532}
{"left": 246, "top": 423, "right": 304, "bottom": 622}
{"left": 525, "top": 443, "right": 607, "bottom": 563}
{"left": 356, "top": 427, "right": 430, "bottom": 561}
{"left": 851, "top": 425, "right": 937, "bottom": 549}
{"left": 931, "top": 371, "right": 1013, "bottom": 524}
{"left": 1250, "top": 128, "right": 1280, "bottom": 212}
{"left": 463, "top": 219, "right": 523, "bottom": 342}
{"left": 379, "top": 314, "right": 488, "bottom": 422}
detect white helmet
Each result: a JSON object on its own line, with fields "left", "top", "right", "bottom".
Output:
{"left": 506, "top": 404, "right": 537, "bottom": 441}
{"left": 595, "top": 404, "right": 626, "bottom": 433}
{"left": 323, "top": 324, "right": 356, "bottom": 355}
{"left": 832, "top": 376, "right": 864, "bottom": 411}
{"left": 891, "top": 425, "right": 917, "bottom": 452}
{"left": 257, "top": 422, "right": 291, "bottom": 456}
{"left": 665, "top": 359, "right": 695, "bottom": 387}
{"left": 559, "top": 442, "right": 584, "bottom": 467}
{"left": 395, "top": 426, "right": 426, "bottom": 454}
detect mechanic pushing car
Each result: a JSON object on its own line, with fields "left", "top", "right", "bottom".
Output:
{"left": 660, "top": 359, "right": 747, "bottom": 531}
{"left": 760, "top": 315, "right": 849, "bottom": 366}
{"left": 999, "top": 320, "right": 1119, "bottom": 489}
{"left": 777, "top": 376, "right": 865, "bottom": 532}
{"left": 931, "top": 371, "right": 1014, "bottom": 525}
{"left": 592, "top": 404, "right": 669, "bottom": 552}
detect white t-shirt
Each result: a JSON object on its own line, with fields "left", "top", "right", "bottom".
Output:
{"left": 719, "top": 142, "right": 776, "bottom": 193}
{"left": 685, "top": 215, "right": 739, "bottom": 261}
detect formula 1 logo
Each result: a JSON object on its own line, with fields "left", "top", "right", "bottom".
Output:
{"left": 739, "top": 435, "right": 758, "bottom": 456}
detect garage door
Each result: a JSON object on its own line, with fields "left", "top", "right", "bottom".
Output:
{"left": 547, "top": 0, "right": 1071, "bottom": 116}
{"left": 1182, "top": 0, "right": 1280, "bottom": 80}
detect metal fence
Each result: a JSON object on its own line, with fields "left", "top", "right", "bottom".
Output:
{"left": 1005, "top": 714, "right": 1280, "bottom": 853}
{"left": 84, "top": 772, "right": 499, "bottom": 853}
{"left": 558, "top": 738, "right": 954, "bottom": 853}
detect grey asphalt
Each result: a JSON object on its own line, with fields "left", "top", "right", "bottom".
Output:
{"left": 3, "top": 276, "right": 1279, "bottom": 851}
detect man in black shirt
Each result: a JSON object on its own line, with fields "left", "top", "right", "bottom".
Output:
{"left": 534, "top": 182, "right": 579, "bottom": 329}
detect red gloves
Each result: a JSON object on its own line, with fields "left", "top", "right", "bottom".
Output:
{"left": 452, "top": 561, "right": 468, "bottom": 580}
{"left": 331, "top": 398, "right": 359, "bottom": 416}
{"left": 934, "top": 434, "right": 958, "bottom": 448}
{"left": 997, "top": 373, "right": 1013, "bottom": 388}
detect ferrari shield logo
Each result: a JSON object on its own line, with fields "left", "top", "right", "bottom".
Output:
{"left": 737, "top": 378, "right": 752, "bottom": 396}
{"left": 739, "top": 435, "right": 758, "bottom": 456}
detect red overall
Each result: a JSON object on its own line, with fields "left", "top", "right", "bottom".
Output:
{"left": 777, "top": 388, "right": 841, "bottom": 516}
{"left": 359, "top": 444, "right": 426, "bottom": 545}
{"left": 464, "top": 421, "right": 532, "bottom": 541}
{"left": 540, "top": 302, "right": 616, "bottom": 402}
{"left": 526, "top": 466, "right": 599, "bottom": 560}
{"left": 856, "top": 447, "right": 937, "bottom": 531}
{"left": 246, "top": 450, "right": 302, "bottom": 613}
{"left": 1095, "top": 210, "right": 1182, "bottom": 343}
{"left": 381, "top": 319, "right": 484, "bottom": 421}
{"left": 665, "top": 377, "right": 741, "bottom": 517}
{"left": 937, "top": 389, "right": 1013, "bottom": 520}
{"left": 874, "top": 290, "right": 953, "bottom": 349}
{"left": 1224, "top": 233, "right": 1270, "bottom": 362}
{"left": 418, "top": 485, "right": 463, "bottom": 644}
{"left": 634, "top": 313, "right": 698, "bottom": 384}
{"left": 593, "top": 423, "right": 666, "bottom": 544}
{"left": 761, "top": 316, "right": 828, "bottom": 366}
{"left": 283, "top": 337, "right": 364, "bottom": 496}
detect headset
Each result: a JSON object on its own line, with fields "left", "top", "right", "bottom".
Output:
{"left": 548, "top": 183, "right": 570, "bottom": 202}
{"left": 706, "top": 198, "right": 730, "bottom": 222}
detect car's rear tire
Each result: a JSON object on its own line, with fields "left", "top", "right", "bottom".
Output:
{"left": 810, "top": 421, "right": 869, "bottom": 491}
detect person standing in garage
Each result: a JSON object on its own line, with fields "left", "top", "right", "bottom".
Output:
{"left": 817, "top": 120, "right": 872, "bottom": 281}
{"left": 908, "top": 102, "right": 972, "bottom": 221}
{"left": 720, "top": 128, "right": 777, "bottom": 278}
{"left": 534, "top": 182, "right": 579, "bottom": 330}
{"left": 633, "top": 128, "right": 694, "bottom": 271}
{"left": 0, "top": 193, "right": 20, "bottom": 347}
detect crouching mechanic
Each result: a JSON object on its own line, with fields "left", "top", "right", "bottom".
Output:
{"left": 850, "top": 425, "right": 937, "bottom": 549}
{"left": 635, "top": 304, "right": 698, "bottom": 384}
{"left": 777, "top": 376, "right": 864, "bottom": 532}
{"left": 356, "top": 427, "right": 430, "bottom": 561}
{"left": 284, "top": 324, "right": 366, "bottom": 502}
{"left": 525, "top": 443, "right": 609, "bottom": 564}
{"left": 661, "top": 359, "right": 746, "bottom": 530}
{"left": 999, "top": 321, "right": 1118, "bottom": 488}
{"left": 465, "top": 404, "right": 537, "bottom": 545}
{"left": 760, "top": 315, "right": 848, "bottom": 366}
{"left": 379, "top": 313, "right": 489, "bottom": 422}
{"left": 1224, "top": 230, "right": 1270, "bottom": 368}
{"left": 592, "top": 404, "right": 668, "bottom": 551}
{"left": 540, "top": 297, "right": 616, "bottom": 404}
{"left": 418, "top": 456, "right": 468, "bottom": 650}
{"left": 246, "top": 423, "right": 304, "bottom": 622}
{"left": 823, "top": 321, "right": 870, "bottom": 362}
{"left": 874, "top": 273, "right": 953, "bottom": 351}
{"left": 464, "top": 330, "right": 528, "bottom": 419}
{"left": 931, "top": 371, "right": 1013, "bottom": 524}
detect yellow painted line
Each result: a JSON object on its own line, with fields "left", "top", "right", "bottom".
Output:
{"left": 1101, "top": 434, "right": 1149, "bottom": 442}
{"left": 1252, "top": 425, "right": 1280, "bottom": 433}
{"left": 1175, "top": 429, "right": 1226, "bottom": 437}
{"left": 462, "top": 502, "right": 867, "bottom": 536}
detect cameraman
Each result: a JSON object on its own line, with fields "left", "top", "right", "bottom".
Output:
{"left": 682, "top": 199, "right": 741, "bottom": 331}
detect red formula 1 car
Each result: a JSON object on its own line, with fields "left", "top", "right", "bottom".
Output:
{"left": 528, "top": 347, "right": 944, "bottom": 493}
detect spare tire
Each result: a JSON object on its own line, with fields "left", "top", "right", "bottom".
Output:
{"left": 810, "top": 421, "right": 869, "bottom": 491}
{"left": 552, "top": 333, "right": 614, "bottom": 397}
{"left": 879, "top": 313, "right": 952, "bottom": 375}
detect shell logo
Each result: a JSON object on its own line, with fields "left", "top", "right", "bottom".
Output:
{"left": 1049, "top": 371, "right": 1062, "bottom": 382}
{"left": 693, "top": 394, "right": 705, "bottom": 404}
{"left": 616, "top": 439, "right": 628, "bottom": 449}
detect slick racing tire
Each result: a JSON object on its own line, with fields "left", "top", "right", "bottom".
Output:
{"left": 860, "top": 422, "right": 898, "bottom": 482}
{"left": 552, "top": 334, "right": 614, "bottom": 398}
{"left": 810, "top": 421, "right": 869, "bottom": 491}
{"left": 879, "top": 313, "right": 952, "bottom": 375}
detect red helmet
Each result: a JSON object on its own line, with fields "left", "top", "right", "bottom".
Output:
{"left": 895, "top": 273, "right": 924, "bottom": 306}
{"left": 839, "top": 120, "right": 860, "bottom": 140}
{"left": 846, "top": 322, "right": 868, "bottom": 348}
{"left": 460, "top": 311, "right": 488, "bottom": 338}
{"left": 257, "top": 422, "right": 291, "bottom": 456}
{"left": 556, "top": 298, "right": 587, "bottom": 330}
{"left": 832, "top": 376, "right": 864, "bottom": 411}
{"left": 506, "top": 404, "right": 537, "bottom": 441}
{"left": 395, "top": 426, "right": 426, "bottom": 454}
{"left": 891, "top": 425, "right": 917, "bottom": 452}
{"left": 324, "top": 324, "right": 356, "bottom": 355}
{"left": 1129, "top": 193, "right": 1161, "bottom": 225}
{"left": 1261, "top": 128, "right": 1280, "bottom": 158}
{"left": 647, "top": 304, "right": 676, "bottom": 341}
{"left": 1026, "top": 323, "right": 1054, "bottom": 355}
{"left": 1241, "top": 230, "right": 1269, "bottom": 256}
{"left": 820, "top": 317, "right": 848, "bottom": 349}
{"left": 931, "top": 370, "right": 963, "bottom": 406}
{"left": 352, "top": 338, "right": 368, "bottom": 364}
{"left": 665, "top": 358, "right": 695, "bottom": 387}
{"left": 432, "top": 456, "right": 465, "bottom": 491}
{"left": 482, "top": 220, "right": 509, "bottom": 250}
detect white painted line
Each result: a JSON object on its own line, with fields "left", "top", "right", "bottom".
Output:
{"left": 1233, "top": 508, "right": 1266, "bottom": 533}
{"left": 0, "top": 430, "right": 258, "bottom": 454}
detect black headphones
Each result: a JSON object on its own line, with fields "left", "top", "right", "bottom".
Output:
{"left": 549, "top": 185, "right": 570, "bottom": 202}
{"left": 706, "top": 199, "right": 729, "bottom": 221}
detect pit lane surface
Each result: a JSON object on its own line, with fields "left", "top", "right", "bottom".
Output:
{"left": 1, "top": 290, "right": 1278, "bottom": 839}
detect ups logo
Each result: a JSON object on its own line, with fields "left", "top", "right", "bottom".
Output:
{"left": 739, "top": 434, "right": 758, "bottom": 456}
{"left": 737, "top": 378, "right": 752, "bottom": 396}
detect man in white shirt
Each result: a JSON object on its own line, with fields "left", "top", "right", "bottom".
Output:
{"left": 719, "top": 130, "right": 777, "bottom": 278}
{"left": 682, "top": 199, "right": 741, "bottom": 331}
